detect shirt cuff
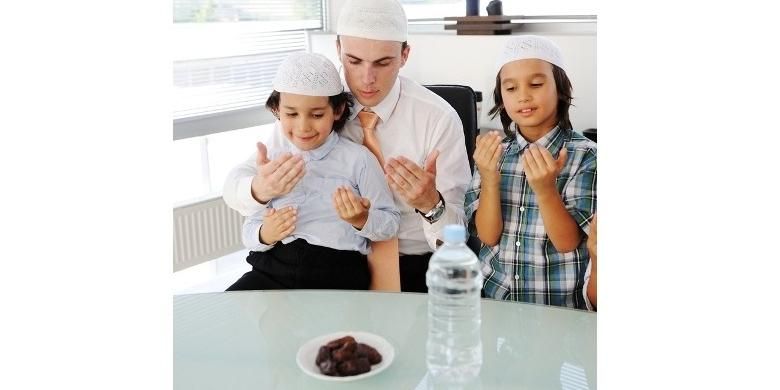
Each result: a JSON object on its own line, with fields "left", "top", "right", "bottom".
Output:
{"left": 237, "top": 176, "right": 267, "bottom": 215}
{"left": 354, "top": 211, "right": 394, "bottom": 242}
{"left": 423, "top": 204, "right": 465, "bottom": 251}
{"left": 252, "top": 224, "right": 276, "bottom": 252}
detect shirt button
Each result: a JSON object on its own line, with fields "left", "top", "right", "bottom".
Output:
{"left": 514, "top": 275, "right": 519, "bottom": 280}
{"left": 515, "top": 241, "right": 521, "bottom": 247}
{"left": 519, "top": 206, "right": 525, "bottom": 212}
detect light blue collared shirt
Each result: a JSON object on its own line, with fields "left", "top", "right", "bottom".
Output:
{"left": 243, "top": 131, "right": 400, "bottom": 255}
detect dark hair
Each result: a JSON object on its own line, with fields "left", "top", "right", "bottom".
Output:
{"left": 265, "top": 90, "right": 353, "bottom": 132}
{"left": 487, "top": 64, "right": 573, "bottom": 136}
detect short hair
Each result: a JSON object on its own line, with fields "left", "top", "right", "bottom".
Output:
{"left": 487, "top": 64, "right": 573, "bottom": 136}
{"left": 265, "top": 91, "right": 353, "bottom": 132}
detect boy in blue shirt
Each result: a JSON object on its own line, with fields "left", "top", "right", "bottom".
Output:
{"left": 227, "top": 53, "right": 400, "bottom": 291}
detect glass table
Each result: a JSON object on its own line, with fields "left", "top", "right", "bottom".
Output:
{"left": 174, "top": 290, "right": 596, "bottom": 389}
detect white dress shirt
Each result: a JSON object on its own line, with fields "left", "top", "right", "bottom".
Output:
{"left": 223, "top": 75, "right": 471, "bottom": 255}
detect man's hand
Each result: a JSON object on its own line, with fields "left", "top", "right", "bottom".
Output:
{"left": 259, "top": 206, "right": 297, "bottom": 245}
{"left": 250, "top": 142, "right": 305, "bottom": 203}
{"left": 523, "top": 144, "right": 568, "bottom": 197}
{"left": 333, "top": 186, "right": 371, "bottom": 230}
{"left": 474, "top": 131, "right": 504, "bottom": 186}
{"left": 384, "top": 150, "right": 440, "bottom": 212}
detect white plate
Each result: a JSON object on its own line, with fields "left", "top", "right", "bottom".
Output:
{"left": 296, "top": 331, "right": 395, "bottom": 382}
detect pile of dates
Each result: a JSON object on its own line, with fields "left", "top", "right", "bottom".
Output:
{"left": 316, "top": 335, "right": 382, "bottom": 376}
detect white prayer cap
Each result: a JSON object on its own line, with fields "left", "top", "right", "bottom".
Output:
{"left": 337, "top": 0, "right": 408, "bottom": 42}
{"left": 495, "top": 35, "right": 566, "bottom": 75}
{"left": 272, "top": 52, "right": 343, "bottom": 96}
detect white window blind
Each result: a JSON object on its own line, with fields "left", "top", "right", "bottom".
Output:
{"left": 173, "top": 0, "right": 325, "bottom": 140}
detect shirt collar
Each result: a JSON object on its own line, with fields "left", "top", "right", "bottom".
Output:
{"left": 505, "top": 123, "right": 568, "bottom": 157}
{"left": 289, "top": 131, "right": 339, "bottom": 162}
{"left": 348, "top": 77, "right": 401, "bottom": 124}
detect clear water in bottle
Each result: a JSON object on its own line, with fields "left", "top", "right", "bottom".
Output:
{"left": 426, "top": 225, "right": 483, "bottom": 384}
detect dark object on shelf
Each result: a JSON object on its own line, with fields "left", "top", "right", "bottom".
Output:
{"left": 466, "top": 0, "right": 479, "bottom": 16}
{"left": 444, "top": 15, "right": 523, "bottom": 35}
{"left": 486, "top": 0, "right": 503, "bottom": 16}
{"left": 582, "top": 128, "right": 597, "bottom": 143}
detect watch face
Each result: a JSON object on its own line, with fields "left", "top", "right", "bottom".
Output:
{"left": 424, "top": 201, "right": 442, "bottom": 217}
{"left": 421, "top": 192, "right": 445, "bottom": 223}
{"left": 426, "top": 202, "right": 445, "bottom": 223}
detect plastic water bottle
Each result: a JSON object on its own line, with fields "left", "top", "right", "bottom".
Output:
{"left": 426, "top": 224, "right": 483, "bottom": 385}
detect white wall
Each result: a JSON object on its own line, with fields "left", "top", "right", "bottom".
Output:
{"left": 309, "top": 27, "right": 597, "bottom": 131}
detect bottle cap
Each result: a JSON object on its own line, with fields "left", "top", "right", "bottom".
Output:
{"left": 443, "top": 224, "right": 467, "bottom": 244}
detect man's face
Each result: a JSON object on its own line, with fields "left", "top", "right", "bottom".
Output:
{"left": 337, "top": 36, "right": 409, "bottom": 108}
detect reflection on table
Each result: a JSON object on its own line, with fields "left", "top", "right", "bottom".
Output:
{"left": 174, "top": 290, "right": 596, "bottom": 389}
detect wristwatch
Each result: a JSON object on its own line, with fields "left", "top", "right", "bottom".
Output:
{"left": 416, "top": 191, "right": 446, "bottom": 224}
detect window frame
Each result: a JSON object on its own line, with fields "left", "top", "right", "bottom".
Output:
{"left": 172, "top": 0, "right": 329, "bottom": 141}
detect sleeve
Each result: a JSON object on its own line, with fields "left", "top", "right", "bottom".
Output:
{"left": 242, "top": 209, "right": 275, "bottom": 251}
{"left": 463, "top": 168, "right": 482, "bottom": 237}
{"left": 223, "top": 157, "right": 262, "bottom": 217}
{"left": 421, "top": 110, "right": 472, "bottom": 250}
{"left": 355, "top": 149, "right": 401, "bottom": 241}
{"left": 563, "top": 147, "right": 597, "bottom": 235}
{"left": 222, "top": 121, "right": 288, "bottom": 217}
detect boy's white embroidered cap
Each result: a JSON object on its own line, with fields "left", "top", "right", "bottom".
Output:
{"left": 337, "top": 0, "right": 407, "bottom": 42}
{"left": 273, "top": 52, "right": 343, "bottom": 96}
{"left": 495, "top": 35, "right": 566, "bottom": 74}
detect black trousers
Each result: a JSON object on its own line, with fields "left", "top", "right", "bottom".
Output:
{"left": 399, "top": 252, "right": 433, "bottom": 293}
{"left": 226, "top": 239, "right": 370, "bottom": 291}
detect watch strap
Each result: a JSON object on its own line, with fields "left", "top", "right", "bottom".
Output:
{"left": 416, "top": 191, "right": 445, "bottom": 223}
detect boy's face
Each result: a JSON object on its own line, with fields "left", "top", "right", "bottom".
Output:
{"left": 499, "top": 59, "right": 559, "bottom": 138}
{"left": 277, "top": 93, "right": 342, "bottom": 151}
{"left": 337, "top": 36, "right": 409, "bottom": 108}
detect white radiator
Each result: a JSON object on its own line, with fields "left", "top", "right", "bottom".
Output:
{"left": 173, "top": 196, "right": 244, "bottom": 272}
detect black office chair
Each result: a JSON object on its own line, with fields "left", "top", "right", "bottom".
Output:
{"left": 582, "top": 128, "right": 597, "bottom": 143}
{"left": 424, "top": 84, "right": 479, "bottom": 173}
{"left": 424, "top": 84, "right": 483, "bottom": 254}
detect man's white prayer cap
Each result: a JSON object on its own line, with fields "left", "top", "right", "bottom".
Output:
{"left": 495, "top": 35, "right": 566, "bottom": 75}
{"left": 272, "top": 52, "right": 344, "bottom": 96}
{"left": 337, "top": 0, "right": 408, "bottom": 42}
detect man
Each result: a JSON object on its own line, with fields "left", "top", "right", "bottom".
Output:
{"left": 222, "top": 0, "right": 471, "bottom": 293}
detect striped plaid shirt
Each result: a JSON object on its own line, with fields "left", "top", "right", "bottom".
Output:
{"left": 465, "top": 124, "right": 597, "bottom": 309}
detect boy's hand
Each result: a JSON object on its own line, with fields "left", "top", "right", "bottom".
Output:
{"left": 385, "top": 150, "right": 440, "bottom": 213}
{"left": 259, "top": 206, "right": 297, "bottom": 245}
{"left": 523, "top": 144, "right": 568, "bottom": 197}
{"left": 251, "top": 142, "right": 306, "bottom": 203}
{"left": 473, "top": 131, "right": 504, "bottom": 186}
{"left": 333, "top": 186, "right": 371, "bottom": 230}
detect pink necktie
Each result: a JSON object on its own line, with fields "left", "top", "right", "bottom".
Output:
{"left": 357, "top": 109, "right": 384, "bottom": 169}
